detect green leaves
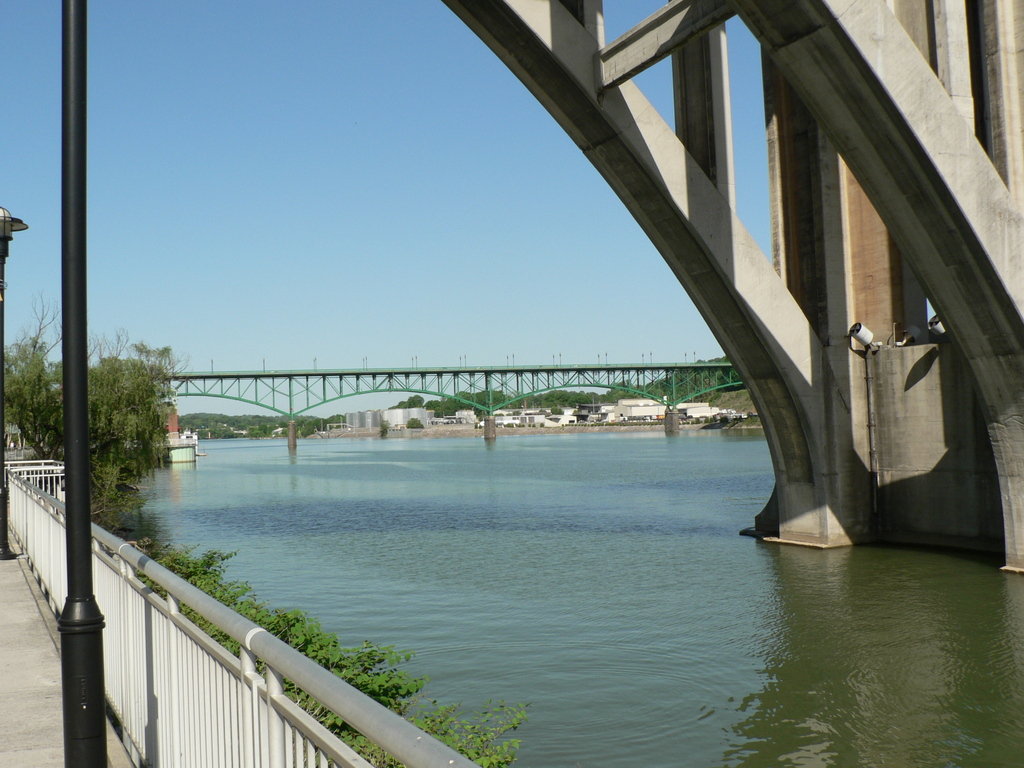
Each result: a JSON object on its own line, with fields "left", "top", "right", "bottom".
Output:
{"left": 5, "top": 332, "right": 177, "bottom": 528}
{"left": 410, "top": 701, "right": 527, "bottom": 768}
{"left": 5, "top": 336, "right": 63, "bottom": 460}
{"left": 155, "top": 545, "right": 527, "bottom": 767}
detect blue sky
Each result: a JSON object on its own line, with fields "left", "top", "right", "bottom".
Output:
{"left": 3, "top": 2, "right": 770, "bottom": 414}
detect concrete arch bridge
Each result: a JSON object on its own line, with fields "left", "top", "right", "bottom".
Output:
{"left": 440, "top": 0, "right": 1024, "bottom": 572}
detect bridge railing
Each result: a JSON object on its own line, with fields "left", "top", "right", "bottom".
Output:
{"left": 7, "top": 461, "right": 479, "bottom": 768}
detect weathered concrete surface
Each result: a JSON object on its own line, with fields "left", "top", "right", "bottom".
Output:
{"left": 445, "top": 0, "right": 1024, "bottom": 567}
{"left": 0, "top": 557, "right": 63, "bottom": 767}
{"left": 444, "top": 0, "right": 868, "bottom": 551}
{"left": 663, "top": 409, "right": 680, "bottom": 435}
{"left": 483, "top": 416, "right": 497, "bottom": 441}
{"left": 728, "top": 0, "right": 1024, "bottom": 569}
{"left": 871, "top": 345, "right": 1003, "bottom": 550}
{"left": 0, "top": 555, "right": 132, "bottom": 768}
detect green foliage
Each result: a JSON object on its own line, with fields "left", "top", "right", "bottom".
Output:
{"left": 153, "top": 546, "right": 525, "bottom": 766}
{"left": 178, "top": 413, "right": 345, "bottom": 439}
{"left": 392, "top": 395, "right": 425, "bottom": 409}
{"left": 406, "top": 418, "right": 424, "bottom": 429}
{"left": 89, "top": 343, "right": 176, "bottom": 482}
{"left": 411, "top": 702, "right": 526, "bottom": 768}
{"left": 5, "top": 334, "right": 62, "bottom": 459}
{"left": 379, "top": 420, "right": 389, "bottom": 438}
{"left": 5, "top": 328, "right": 176, "bottom": 527}
{"left": 705, "top": 387, "right": 754, "bottom": 412}
{"left": 353, "top": 701, "right": 527, "bottom": 768}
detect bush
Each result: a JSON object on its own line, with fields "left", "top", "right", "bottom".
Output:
{"left": 407, "top": 418, "right": 424, "bottom": 429}
{"left": 152, "top": 546, "right": 525, "bottom": 766}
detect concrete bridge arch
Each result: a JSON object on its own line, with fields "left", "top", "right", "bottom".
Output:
{"left": 441, "top": 0, "right": 1024, "bottom": 570}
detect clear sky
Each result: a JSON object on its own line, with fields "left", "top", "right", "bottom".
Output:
{"left": 3, "top": 2, "right": 770, "bottom": 415}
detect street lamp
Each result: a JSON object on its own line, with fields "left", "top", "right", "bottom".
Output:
{"left": 0, "top": 208, "right": 28, "bottom": 561}
{"left": 59, "top": 3, "right": 107, "bottom": 764}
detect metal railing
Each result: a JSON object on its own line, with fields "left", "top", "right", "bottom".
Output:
{"left": 7, "top": 461, "right": 479, "bottom": 768}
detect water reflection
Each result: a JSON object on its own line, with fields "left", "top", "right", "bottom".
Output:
{"left": 728, "top": 544, "right": 1024, "bottom": 768}
{"left": 141, "top": 436, "right": 1024, "bottom": 767}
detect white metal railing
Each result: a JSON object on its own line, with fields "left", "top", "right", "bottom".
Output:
{"left": 7, "top": 462, "right": 478, "bottom": 768}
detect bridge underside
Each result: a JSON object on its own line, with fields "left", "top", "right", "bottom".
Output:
{"left": 442, "top": 0, "right": 1024, "bottom": 570}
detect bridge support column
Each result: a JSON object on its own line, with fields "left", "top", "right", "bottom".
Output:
{"left": 446, "top": 0, "right": 1024, "bottom": 567}
{"left": 664, "top": 408, "right": 679, "bottom": 436}
{"left": 287, "top": 420, "right": 297, "bottom": 453}
{"left": 483, "top": 417, "right": 497, "bottom": 442}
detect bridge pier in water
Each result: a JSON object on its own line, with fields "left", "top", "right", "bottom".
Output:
{"left": 663, "top": 409, "right": 679, "bottom": 436}
{"left": 483, "top": 416, "right": 496, "bottom": 442}
{"left": 442, "top": 0, "right": 1024, "bottom": 569}
{"left": 287, "top": 420, "right": 297, "bottom": 453}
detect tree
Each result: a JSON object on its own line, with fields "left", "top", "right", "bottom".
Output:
{"left": 406, "top": 417, "right": 424, "bottom": 429}
{"left": 392, "top": 394, "right": 424, "bottom": 409}
{"left": 5, "top": 334, "right": 62, "bottom": 459}
{"left": 6, "top": 322, "right": 179, "bottom": 526}
{"left": 89, "top": 343, "right": 177, "bottom": 482}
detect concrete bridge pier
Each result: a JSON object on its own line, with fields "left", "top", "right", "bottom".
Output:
{"left": 445, "top": 0, "right": 1024, "bottom": 568}
{"left": 287, "top": 420, "right": 297, "bottom": 453}
{"left": 483, "top": 417, "right": 497, "bottom": 442}
{"left": 663, "top": 408, "right": 679, "bottom": 436}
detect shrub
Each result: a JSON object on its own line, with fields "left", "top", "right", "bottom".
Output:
{"left": 152, "top": 546, "right": 525, "bottom": 766}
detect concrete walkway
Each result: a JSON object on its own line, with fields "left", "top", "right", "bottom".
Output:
{"left": 0, "top": 553, "right": 131, "bottom": 768}
{"left": 0, "top": 554, "right": 65, "bottom": 767}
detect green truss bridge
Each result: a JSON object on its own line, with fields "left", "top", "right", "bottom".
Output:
{"left": 171, "top": 362, "right": 743, "bottom": 417}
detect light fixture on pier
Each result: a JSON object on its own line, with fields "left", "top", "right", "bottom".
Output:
{"left": 848, "top": 322, "right": 876, "bottom": 350}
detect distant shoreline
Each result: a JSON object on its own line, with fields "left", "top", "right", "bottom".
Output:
{"left": 303, "top": 421, "right": 763, "bottom": 440}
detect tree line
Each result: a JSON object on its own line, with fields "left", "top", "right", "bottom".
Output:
{"left": 178, "top": 412, "right": 346, "bottom": 439}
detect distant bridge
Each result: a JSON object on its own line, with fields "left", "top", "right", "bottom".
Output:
{"left": 171, "top": 362, "right": 742, "bottom": 417}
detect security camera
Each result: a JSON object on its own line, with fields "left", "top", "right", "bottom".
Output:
{"left": 848, "top": 322, "right": 874, "bottom": 348}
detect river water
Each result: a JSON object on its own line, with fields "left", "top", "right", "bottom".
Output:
{"left": 142, "top": 431, "right": 1024, "bottom": 768}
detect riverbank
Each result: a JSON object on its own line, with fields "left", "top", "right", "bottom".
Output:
{"left": 307, "top": 421, "right": 763, "bottom": 440}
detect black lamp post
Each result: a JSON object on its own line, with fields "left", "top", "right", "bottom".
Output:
{"left": 0, "top": 208, "right": 28, "bottom": 562}
{"left": 58, "top": 1, "right": 107, "bottom": 765}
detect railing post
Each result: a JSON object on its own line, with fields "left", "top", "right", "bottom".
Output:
{"left": 267, "top": 666, "right": 286, "bottom": 768}
{"left": 166, "top": 594, "right": 183, "bottom": 768}
{"left": 239, "top": 647, "right": 260, "bottom": 768}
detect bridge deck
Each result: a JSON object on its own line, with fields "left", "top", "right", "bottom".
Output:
{"left": 0, "top": 553, "right": 130, "bottom": 768}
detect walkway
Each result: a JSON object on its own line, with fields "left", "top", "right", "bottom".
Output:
{"left": 0, "top": 552, "right": 130, "bottom": 768}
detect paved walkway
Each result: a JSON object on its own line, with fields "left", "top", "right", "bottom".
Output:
{"left": 0, "top": 554, "right": 65, "bottom": 767}
{"left": 0, "top": 553, "right": 131, "bottom": 768}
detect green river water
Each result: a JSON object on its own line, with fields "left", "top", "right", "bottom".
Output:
{"left": 142, "top": 431, "right": 1024, "bottom": 767}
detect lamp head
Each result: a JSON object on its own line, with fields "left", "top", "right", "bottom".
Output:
{"left": 848, "top": 322, "right": 875, "bottom": 348}
{"left": 0, "top": 208, "right": 28, "bottom": 240}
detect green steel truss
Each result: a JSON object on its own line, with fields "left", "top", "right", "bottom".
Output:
{"left": 172, "top": 363, "right": 742, "bottom": 417}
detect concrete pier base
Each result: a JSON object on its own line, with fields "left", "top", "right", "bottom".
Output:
{"left": 287, "top": 420, "right": 297, "bottom": 453}
{"left": 664, "top": 409, "right": 679, "bottom": 435}
{"left": 483, "top": 417, "right": 497, "bottom": 441}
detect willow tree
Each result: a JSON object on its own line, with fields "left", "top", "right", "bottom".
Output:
{"left": 6, "top": 322, "right": 178, "bottom": 526}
